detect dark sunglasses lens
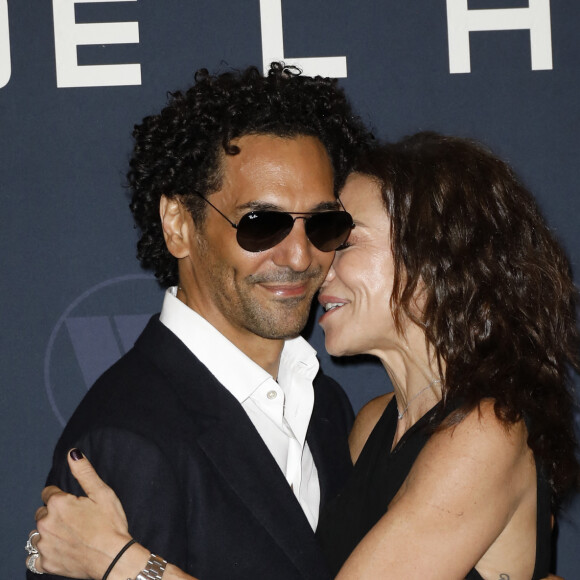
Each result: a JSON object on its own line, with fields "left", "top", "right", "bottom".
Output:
{"left": 236, "top": 211, "right": 294, "bottom": 252}
{"left": 306, "top": 211, "right": 354, "bottom": 252}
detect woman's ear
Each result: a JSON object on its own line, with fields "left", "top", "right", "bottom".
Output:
{"left": 160, "top": 195, "right": 191, "bottom": 258}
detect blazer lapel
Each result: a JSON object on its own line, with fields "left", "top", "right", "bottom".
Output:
{"left": 307, "top": 410, "right": 336, "bottom": 509}
{"left": 197, "top": 416, "right": 328, "bottom": 578}
{"left": 135, "top": 317, "right": 330, "bottom": 579}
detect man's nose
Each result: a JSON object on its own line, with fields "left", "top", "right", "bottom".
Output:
{"left": 271, "top": 217, "right": 314, "bottom": 272}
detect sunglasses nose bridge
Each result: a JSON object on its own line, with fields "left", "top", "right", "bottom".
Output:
{"left": 283, "top": 214, "right": 311, "bottom": 246}
{"left": 270, "top": 215, "right": 317, "bottom": 272}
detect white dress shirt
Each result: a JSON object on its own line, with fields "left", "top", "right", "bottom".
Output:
{"left": 159, "top": 287, "right": 321, "bottom": 530}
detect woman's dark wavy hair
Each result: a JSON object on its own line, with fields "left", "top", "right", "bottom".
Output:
{"left": 128, "top": 62, "right": 371, "bottom": 286}
{"left": 354, "top": 132, "right": 579, "bottom": 503}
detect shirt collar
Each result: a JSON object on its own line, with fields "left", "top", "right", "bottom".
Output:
{"left": 159, "top": 287, "right": 319, "bottom": 402}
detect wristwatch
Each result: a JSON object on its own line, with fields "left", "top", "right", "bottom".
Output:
{"left": 130, "top": 554, "right": 167, "bottom": 580}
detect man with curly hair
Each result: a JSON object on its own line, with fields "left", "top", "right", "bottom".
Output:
{"left": 36, "top": 63, "right": 371, "bottom": 580}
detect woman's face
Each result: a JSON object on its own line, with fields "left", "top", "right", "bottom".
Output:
{"left": 318, "top": 173, "right": 400, "bottom": 358}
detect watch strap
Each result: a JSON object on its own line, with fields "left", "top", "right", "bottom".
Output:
{"left": 131, "top": 554, "right": 167, "bottom": 580}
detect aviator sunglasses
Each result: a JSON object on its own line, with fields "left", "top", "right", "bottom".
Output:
{"left": 193, "top": 192, "right": 355, "bottom": 253}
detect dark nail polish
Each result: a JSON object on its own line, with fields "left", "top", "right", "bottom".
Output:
{"left": 70, "top": 448, "right": 84, "bottom": 461}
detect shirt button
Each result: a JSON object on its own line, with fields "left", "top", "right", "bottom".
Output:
{"left": 267, "top": 390, "right": 278, "bottom": 400}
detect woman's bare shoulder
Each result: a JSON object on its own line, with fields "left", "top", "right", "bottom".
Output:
{"left": 442, "top": 399, "right": 529, "bottom": 451}
{"left": 348, "top": 392, "right": 395, "bottom": 464}
{"left": 422, "top": 399, "right": 532, "bottom": 479}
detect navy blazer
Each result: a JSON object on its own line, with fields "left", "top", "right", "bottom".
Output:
{"left": 36, "top": 316, "right": 354, "bottom": 580}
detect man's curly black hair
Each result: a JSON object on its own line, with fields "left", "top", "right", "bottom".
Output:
{"left": 127, "top": 62, "right": 372, "bottom": 287}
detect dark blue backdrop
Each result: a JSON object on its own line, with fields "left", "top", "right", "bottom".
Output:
{"left": 2, "top": 1, "right": 579, "bottom": 576}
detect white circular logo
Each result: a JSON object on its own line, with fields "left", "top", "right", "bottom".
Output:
{"left": 44, "top": 274, "right": 164, "bottom": 426}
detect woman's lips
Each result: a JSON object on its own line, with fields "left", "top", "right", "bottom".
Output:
{"left": 318, "top": 294, "right": 348, "bottom": 323}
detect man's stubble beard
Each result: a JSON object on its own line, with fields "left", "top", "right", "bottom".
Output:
{"left": 198, "top": 236, "right": 324, "bottom": 340}
{"left": 221, "top": 270, "right": 322, "bottom": 340}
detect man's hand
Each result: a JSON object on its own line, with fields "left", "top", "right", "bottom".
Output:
{"left": 33, "top": 449, "right": 135, "bottom": 578}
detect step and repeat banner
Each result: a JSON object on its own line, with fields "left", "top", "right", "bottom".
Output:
{"left": 2, "top": 1, "right": 579, "bottom": 576}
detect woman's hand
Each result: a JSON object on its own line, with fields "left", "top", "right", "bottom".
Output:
{"left": 33, "top": 449, "right": 146, "bottom": 579}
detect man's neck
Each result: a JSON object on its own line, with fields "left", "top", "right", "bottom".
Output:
{"left": 176, "top": 286, "right": 284, "bottom": 378}
{"left": 237, "top": 339, "right": 283, "bottom": 379}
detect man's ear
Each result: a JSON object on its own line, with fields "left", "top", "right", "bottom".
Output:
{"left": 160, "top": 195, "right": 191, "bottom": 258}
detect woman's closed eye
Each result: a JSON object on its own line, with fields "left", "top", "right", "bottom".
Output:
{"left": 335, "top": 241, "right": 352, "bottom": 251}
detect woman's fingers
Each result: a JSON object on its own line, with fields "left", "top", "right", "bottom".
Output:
{"left": 40, "top": 484, "right": 65, "bottom": 506}
{"left": 35, "top": 505, "right": 48, "bottom": 521}
{"left": 67, "top": 448, "right": 113, "bottom": 500}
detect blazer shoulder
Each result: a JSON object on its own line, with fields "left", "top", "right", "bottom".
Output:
{"left": 58, "top": 318, "right": 221, "bottom": 451}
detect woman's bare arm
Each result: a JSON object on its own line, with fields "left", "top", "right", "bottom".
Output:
{"left": 339, "top": 400, "right": 537, "bottom": 579}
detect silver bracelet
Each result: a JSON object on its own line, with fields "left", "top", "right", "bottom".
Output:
{"left": 128, "top": 554, "right": 167, "bottom": 580}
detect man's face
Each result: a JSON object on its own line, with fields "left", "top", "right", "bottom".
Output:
{"left": 175, "top": 134, "right": 337, "bottom": 347}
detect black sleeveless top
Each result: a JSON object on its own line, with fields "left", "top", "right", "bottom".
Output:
{"left": 316, "top": 396, "right": 552, "bottom": 579}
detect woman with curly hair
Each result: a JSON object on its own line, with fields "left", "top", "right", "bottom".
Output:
{"left": 314, "top": 132, "right": 578, "bottom": 579}
{"left": 32, "top": 133, "right": 578, "bottom": 579}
